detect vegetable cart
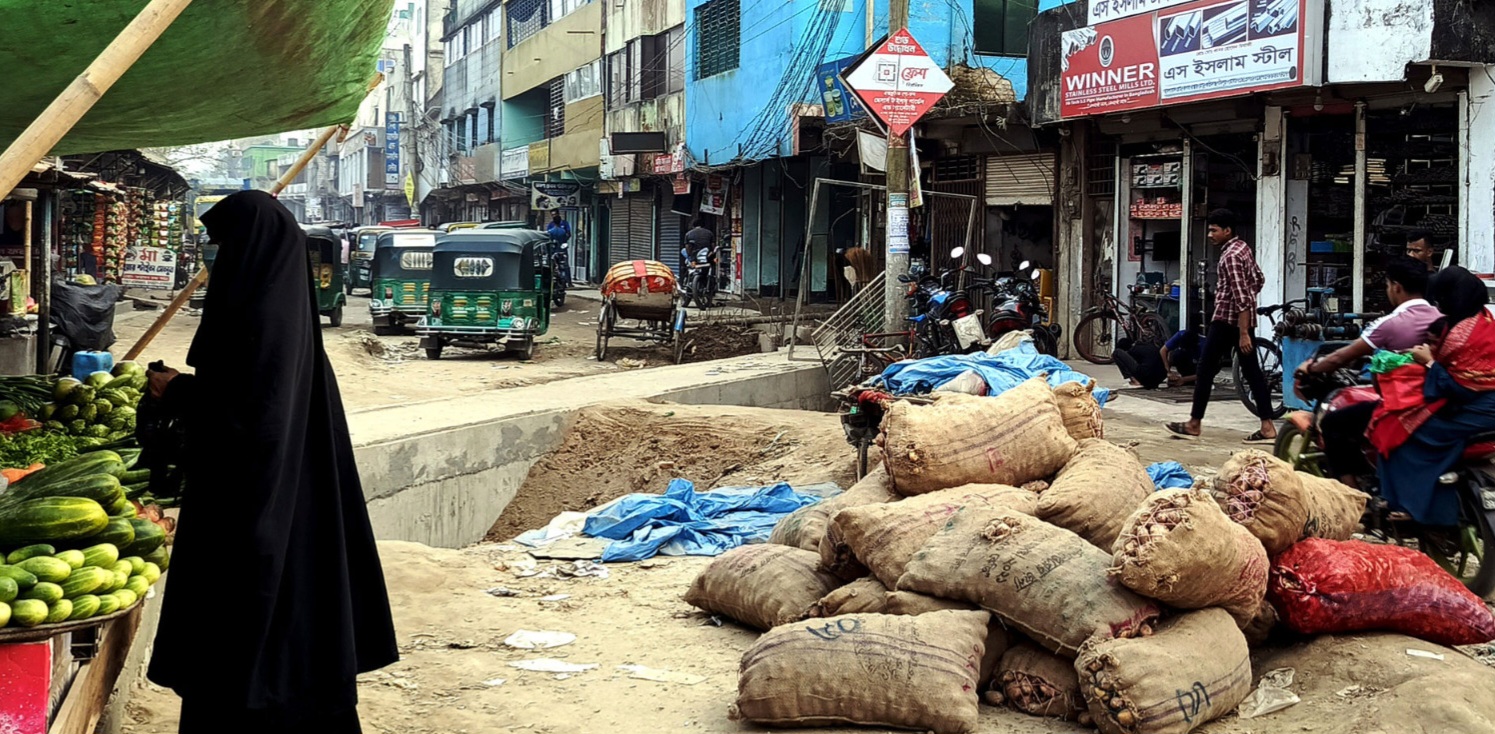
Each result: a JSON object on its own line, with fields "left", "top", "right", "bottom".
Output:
{"left": 595, "top": 260, "right": 686, "bottom": 364}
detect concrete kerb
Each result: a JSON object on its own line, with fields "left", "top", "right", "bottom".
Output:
{"left": 351, "top": 352, "right": 831, "bottom": 548}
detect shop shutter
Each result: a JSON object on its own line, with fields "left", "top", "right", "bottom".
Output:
{"left": 626, "top": 195, "right": 654, "bottom": 262}
{"left": 657, "top": 204, "right": 684, "bottom": 273}
{"left": 985, "top": 153, "right": 1055, "bottom": 206}
{"left": 608, "top": 202, "right": 632, "bottom": 268}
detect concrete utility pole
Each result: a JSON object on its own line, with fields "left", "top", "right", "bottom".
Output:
{"left": 883, "top": 0, "right": 911, "bottom": 328}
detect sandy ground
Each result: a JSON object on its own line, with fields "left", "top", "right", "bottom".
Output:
{"left": 117, "top": 400, "right": 1495, "bottom": 734}
{"left": 110, "top": 290, "right": 766, "bottom": 411}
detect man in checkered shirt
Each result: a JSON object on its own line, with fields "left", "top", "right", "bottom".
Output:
{"left": 1166, "top": 208, "right": 1278, "bottom": 443}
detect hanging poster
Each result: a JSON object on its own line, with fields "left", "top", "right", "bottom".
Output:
{"left": 1059, "top": 0, "right": 1320, "bottom": 119}
{"left": 531, "top": 181, "right": 582, "bottom": 210}
{"left": 701, "top": 175, "right": 729, "bottom": 215}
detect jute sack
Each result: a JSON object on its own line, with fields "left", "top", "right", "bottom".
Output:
{"left": 1297, "top": 472, "right": 1369, "bottom": 541}
{"left": 1037, "top": 439, "right": 1154, "bottom": 550}
{"left": 988, "top": 642, "right": 1088, "bottom": 723}
{"left": 1075, "top": 608, "right": 1252, "bottom": 734}
{"left": 1110, "top": 488, "right": 1268, "bottom": 625}
{"left": 898, "top": 507, "right": 1160, "bottom": 656}
{"left": 882, "top": 591, "right": 1010, "bottom": 690}
{"left": 1211, "top": 450, "right": 1310, "bottom": 555}
{"left": 807, "top": 576, "right": 889, "bottom": 617}
{"left": 771, "top": 465, "right": 897, "bottom": 552}
{"left": 683, "top": 545, "right": 842, "bottom": 630}
{"left": 880, "top": 378, "right": 1077, "bottom": 496}
{"left": 1053, "top": 380, "right": 1104, "bottom": 440}
{"left": 731, "top": 610, "right": 990, "bottom": 733}
{"left": 836, "top": 483, "right": 1037, "bottom": 587}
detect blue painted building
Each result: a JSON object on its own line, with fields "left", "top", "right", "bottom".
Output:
{"left": 681, "top": 0, "right": 1052, "bottom": 299}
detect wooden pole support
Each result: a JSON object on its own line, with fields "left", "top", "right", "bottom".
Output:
{"left": 0, "top": 0, "right": 195, "bottom": 200}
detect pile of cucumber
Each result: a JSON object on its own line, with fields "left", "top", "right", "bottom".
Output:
{"left": 0, "top": 451, "right": 171, "bottom": 628}
{"left": 40, "top": 362, "right": 145, "bottom": 444}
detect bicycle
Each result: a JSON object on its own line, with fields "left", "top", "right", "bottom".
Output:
{"left": 1234, "top": 301, "right": 1298, "bottom": 419}
{"left": 1073, "top": 285, "right": 1170, "bottom": 365}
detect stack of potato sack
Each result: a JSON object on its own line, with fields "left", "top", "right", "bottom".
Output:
{"left": 684, "top": 378, "right": 1383, "bottom": 734}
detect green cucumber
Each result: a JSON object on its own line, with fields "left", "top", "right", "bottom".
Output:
{"left": 0, "top": 576, "right": 15, "bottom": 603}
{"left": 89, "top": 519, "right": 136, "bottom": 549}
{"left": 45, "top": 599, "right": 72, "bottom": 624}
{"left": 9, "top": 598, "right": 46, "bottom": 626}
{"left": 94, "top": 594, "right": 119, "bottom": 615}
{"left": 5, "top": 544, "right": 56, "bottom": 564}
{"left": 16, "top": 556, "right": 71, "bottom": 584}
{"left": 0, "top": 600, "right": 9, "bottom": 627}
{"left": 53, "top": 549, "right": 85, "bottom": 569}
{"left": 121, "top": 520, "right": 164, "bottom": 556}
{"left": 140, "top": 562, "right": 161, "bottom": 585}
{"left": 0, "top": 565, "right": 37, "bottom": 589}
{"left": 0, "top": 497, "right": 110, "bottom": 548}
{"left": 68, "top": 594, "right": 100, "bottom": 620}
{"left": 81, "top": 543, "right": 119, "bottom": 569}
{"left": 7, "top": 452, "right": 123, "bottom": 493}
{"left": 124, "top": 575, "right": 149, "bottom": 598}
{"left": 143, "top": 545, "right": 170, "bottom": 571}
{"left": 59, "top": 567, "right": 107, "bottom": 598}
{"left": 108, "top": 588, "right": 138, "bottom": 609}
{"left": 122, "top": 556, "right": 145, "bottom": 576}
{"left": 118, "top": 469, "right": 150, "bottom": 484}
{"left": 20, "top": 582, "right": 62, "bottom": 604}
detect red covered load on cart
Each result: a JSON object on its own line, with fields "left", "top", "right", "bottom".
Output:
{"left": 597, "top": 260, "right": 685, "bottom": 363}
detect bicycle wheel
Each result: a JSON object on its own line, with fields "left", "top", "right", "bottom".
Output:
{"left": 1135, "top": 313, "right": 1170, "bottom": 346}
{"left": 1235, "top": 337, "right": 1286, "bottom": 419}
{"left": 1073, "top": 312, "right": 1120, "bottom": 365}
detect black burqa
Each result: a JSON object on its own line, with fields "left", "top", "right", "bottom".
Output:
{"left": 147, "top": 191, "right": 397, "bottom": 729}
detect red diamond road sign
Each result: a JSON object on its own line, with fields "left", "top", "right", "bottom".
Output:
{"left": 843, "top": 29, "right": 954, "bottom": 137}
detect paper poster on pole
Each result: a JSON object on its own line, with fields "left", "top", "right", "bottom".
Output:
{"left": 121, "top": 247, "right": 177, "bottom": 291}
{"left": 887, "top": 193, "right": 910, "bottom": 255}
{"left": 909, "top": 133, "right": 924, "bottom": 209}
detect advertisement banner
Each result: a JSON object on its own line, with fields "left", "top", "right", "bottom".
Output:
{"left": 121, "top": 247, "right": 177, "bottom": 291}
{"left": 1060, "top": 0, "right": 1317, "bottom": 119}
{"left": 701, "top": 175, "right": 728, "bottom": 215}
{"left": 384, "top": 113, "right": 401, "bottom": 186}
{"left": 814, "top": 56, "right": 867, "bottom": 124}
{"left": 500, "top": 147, "right": 529, "bottom": 180}
{"left": 531, "top": 181, "right": 582, "bottom": 210}
{"left": 1088, "top": 0, "right": 1196, "bottom": 25}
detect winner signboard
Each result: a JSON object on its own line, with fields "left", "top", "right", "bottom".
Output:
{"left": 1060, "top": 0, "right": 1321, "bottom": 119}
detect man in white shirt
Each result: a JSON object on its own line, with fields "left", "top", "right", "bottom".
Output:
{"left": 1294, "top": 256, "right": 1439, "bottom": 484}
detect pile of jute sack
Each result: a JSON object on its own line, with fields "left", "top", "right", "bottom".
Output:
{"left": 682, "top": 377, "right": 1493, "bottom": 734}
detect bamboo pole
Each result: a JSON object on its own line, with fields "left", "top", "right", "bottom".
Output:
{"left": 0, "top": 0, "right": 195, "bottom": 200}
{"left": 122, "top": 122, "right": 345, "bottom": 361}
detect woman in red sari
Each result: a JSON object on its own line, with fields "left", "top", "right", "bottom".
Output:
{"left": 1373, "top": 267, "right": 1495, "bottom": 526}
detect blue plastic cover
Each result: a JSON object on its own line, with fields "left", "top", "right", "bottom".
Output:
{"left": 582, "top": 479, "right": 825, "bottom": 562}
{"left": 872, "top": 342, "right": 1111, "bottom": 405}
{"left": 1146, "top": 461, "right": 1195, "bottom": 491}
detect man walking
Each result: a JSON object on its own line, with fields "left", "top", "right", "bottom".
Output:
{"left": 1166, "top": 209, "right": 1277, "bottom": 442}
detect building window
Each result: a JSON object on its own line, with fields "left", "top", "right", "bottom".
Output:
{"left": 546, "top": 78, "right": 566, "bottom": 139}
{"left": 973, "top": 0, "right": 1036, "bottom": 56}
{"left": 548, "top": 0, "right": 591, "bottom": 23}
{"left": 565, "top": 59, "right": 602, "bottom": 103}
{"left": 508, "top": 0, "right": 547, "bottom": 48}
{"left": 488, "top": 9, "right": 502, "bottom": 43}
{"left": 606, "top": 41, "right": 641, "bottom": 108}
{"left": 642, "top": 25, "right": 685, "bottom": 98}
{"left": 694, "top": 0, "right": 740, "bottom": 80}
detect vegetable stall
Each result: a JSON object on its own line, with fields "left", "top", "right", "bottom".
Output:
{"left": 0, "top": 361, "right": 177, "bottom": 734}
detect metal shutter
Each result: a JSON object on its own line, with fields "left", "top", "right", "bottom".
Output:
{"left": 608, "top": 202, "right": 632, "bottom": 268}
{"left": 985, "top": 153, "right": 1055, "bottom": 206}
{"left": 657, "top": 203, "right": 683, "bottom": 273}
{"left": 626, "top": 195, "right": 654, "bottom": 261}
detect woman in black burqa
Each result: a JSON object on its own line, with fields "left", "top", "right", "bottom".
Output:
{"left": 145, "top": 191, "right": 397, "bottom": 732}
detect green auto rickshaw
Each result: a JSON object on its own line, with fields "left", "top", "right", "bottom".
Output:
{"left": 348, "top": 225, "right": 390, "bottom": 294}
{"left": 303, "top": 225, "right": 347, "bottom": 326}
{"left": 369, "top": 229, "right": 438, "bottom": 335}
{"left": 417, "top": 229, "right": 554, "bottom": 360}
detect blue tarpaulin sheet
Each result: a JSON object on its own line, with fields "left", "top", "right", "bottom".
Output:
{"left": 1147, "top": 461, "right": 1195, "bottom": 490}
{"left": 872, "top": 342, "right": 1111, "bottom": 405}
{"left": 582, "top": 479, "right": 824, "bottom": 562}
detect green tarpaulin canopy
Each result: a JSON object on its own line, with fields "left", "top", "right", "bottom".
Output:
{"left": 0, "top": 0, "right": 395, "bottom": 155}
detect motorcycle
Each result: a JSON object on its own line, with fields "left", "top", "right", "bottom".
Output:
{"left": 899, "top": 248, "right": 989, "bottom": 357}
{"left": 1276, "top": 372, "right": 1495, "bottom": 597}
{"left": 980, "top": 260, "right": 1060, "bottom": 355}
{"left": 683, "top": 242, "right": 720, "bottom": 309}
{"left": 550, "top": 241, "right": 572, "bottom": 308}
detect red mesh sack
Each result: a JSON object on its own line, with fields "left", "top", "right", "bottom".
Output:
{"left": 1268, "top": 538, "right": 1495, "bottom": 646}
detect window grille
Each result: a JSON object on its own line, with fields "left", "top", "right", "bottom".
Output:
{"left": 508, "top": 0, "right": 547, "bottom": 48}
{"left": 1087, "top": 137, "right": 1118, "bottom": 198}
{"left": 546, "top": 77, "right": 566, "bottom": 139}
{"left": 694, "top": 0, "right": 740, "bottom": 80}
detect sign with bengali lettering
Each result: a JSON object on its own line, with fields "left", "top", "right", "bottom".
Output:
{"left": 1059, "top": 0, "right": 1320, "bottom": 119}
{"left": 843, "top": 29, "right": 953, "bottom": 137}
{"left": 122, "top": 247, "right": 177, "bottom": 290}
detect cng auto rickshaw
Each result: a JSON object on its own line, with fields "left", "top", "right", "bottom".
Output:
{"left": 417, "top": 229, "right": 554, "bottom": 360}
{"left": 348, "top": 225, "right": 390, "bottom": 293}
{"left": 303, "top": 225, "right": 347, "bottom": 326}
{"left": 437, "top": 222, "right": 481, "bottom": 233}
{"left": 369, "top": 229, "right": 438, "bottom": 335}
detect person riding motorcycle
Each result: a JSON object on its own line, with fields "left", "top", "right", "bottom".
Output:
{"left": 682, "top": 218, "right": 718, "bottom": 304}
{"left": 1293, "top": 257, "right": 1439, "bottom": 486}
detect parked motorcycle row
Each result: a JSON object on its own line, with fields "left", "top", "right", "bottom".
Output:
{"left": 897, "top": 248, "right": 1061, "bottom": 359}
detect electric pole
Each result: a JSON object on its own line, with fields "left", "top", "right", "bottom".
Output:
{"left": 883, "top": 0, "right": 911, "bottom": 328}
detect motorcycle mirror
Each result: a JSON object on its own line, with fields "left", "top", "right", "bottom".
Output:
{"left": 1031, "top": 268, "right": 1042, "bottom": 280}
{"left": 1019, "top": 260, "right": 1031, "bottom": 270}
{"left": 950, "top": 247, "right": 966, "bottom": 259}
{"left": 976, "top": 253, "right": 993, "bottom": 266}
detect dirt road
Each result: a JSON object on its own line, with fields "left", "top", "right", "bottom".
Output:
{"left": 110, "top": 291, "right": 764, "bottom": 411}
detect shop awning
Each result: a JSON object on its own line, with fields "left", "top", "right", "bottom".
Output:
{"left": 0, "top": 0, "right": 395, "bottom": 156}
